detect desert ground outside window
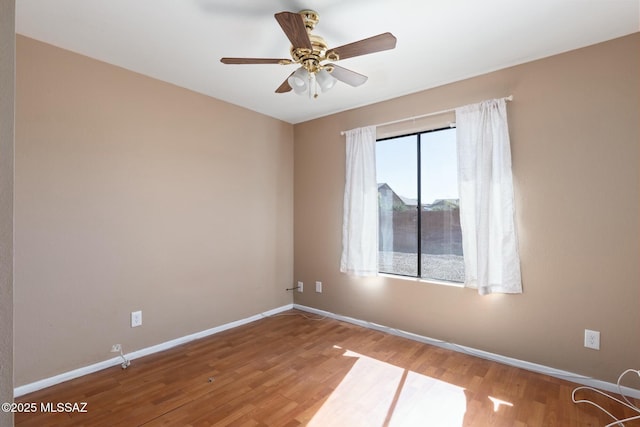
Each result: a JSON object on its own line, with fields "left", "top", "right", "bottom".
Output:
{"left": 376, "top": 127, "right": 464, "bottom": 283}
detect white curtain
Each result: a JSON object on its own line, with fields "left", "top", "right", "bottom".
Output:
{"left": 456, "top": 99, "right": 522, "bottom": 295}
{"left": 340, "top": 126, "right": 378, "bottom": 276}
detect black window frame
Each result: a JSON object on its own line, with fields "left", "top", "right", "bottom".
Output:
{"left": 377, "top": 126, "right": 463, "bottom": 282}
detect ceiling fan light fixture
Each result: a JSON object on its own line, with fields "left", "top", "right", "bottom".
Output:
{"left": 316, "top": 68, "right": 337, "bottom": 92}
{"left": 288, "top": 67, "right": 309, "bottom": 94}
{"left": 221, "top": 10, "right": 397, "bottom": 97}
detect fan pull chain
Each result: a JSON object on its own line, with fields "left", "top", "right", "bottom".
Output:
{"left": 309, "top": 72, "right": 319, "bottom": 99}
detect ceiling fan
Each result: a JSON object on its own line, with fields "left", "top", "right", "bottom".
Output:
{"left": 220, "top": 10, "right": 397, "bottom": 98}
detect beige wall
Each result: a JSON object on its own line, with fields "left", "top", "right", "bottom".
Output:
{"left": 293, "top": 33, "right": 639, "bottom": 384}
{"left": 1, "top": 0, "right": 15, "bottom": 424}
{"left": 14, "top": 36, "right": 294, "bottom": 386}
{"left": 13, "top": 30, "right": 639, "bottom": 391}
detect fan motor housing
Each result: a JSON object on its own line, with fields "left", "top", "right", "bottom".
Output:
{"left": 290, "top": 35, "right": 327, "bottom": 72}
{"left": 289, "top": 15, "right": 339, "bottom": 73}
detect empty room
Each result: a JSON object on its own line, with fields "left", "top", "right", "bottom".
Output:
{"left": 1, "top": 0, "right": 639, "bottom": 426}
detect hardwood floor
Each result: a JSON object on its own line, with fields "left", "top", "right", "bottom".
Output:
{"left": 14, "top": 310, "right": 639, "bottom": 426}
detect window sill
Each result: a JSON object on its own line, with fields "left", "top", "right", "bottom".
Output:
{"left": 378, "top": 273, "right": 465, "bottom": 289}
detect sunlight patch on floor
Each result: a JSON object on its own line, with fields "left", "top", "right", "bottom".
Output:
{"left": 308, "top": 348, "right": 467, "bottom": 427}
{"left": 488, "top": 396, "right": 513, "bottom": 412}
{"left": 388, "top": 371, "right": 467, "bottom": 426}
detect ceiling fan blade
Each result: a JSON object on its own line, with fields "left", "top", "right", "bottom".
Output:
{"left": 327, "top": 64, "right": 368, "bottom": 87}
{"left": 221, "top": 57, "right": 292, "bottom": 65}
{"left": 276, "top": 73, "right": 293, "bottom": 93}
{"left": 275, "top": 11, "right": 312, "bottom": 50}
{"left": 328, "top": 32, "right": 397, "bottom": 61}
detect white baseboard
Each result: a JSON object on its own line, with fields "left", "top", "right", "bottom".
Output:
{"left": 13, "top": 304, "right": 293, "bottom": 398}
{"left": 15, "top": 302, "right": 638, "bottom": 401}
{"left": 293, "top": 304, "right": 640, "bottom": 400}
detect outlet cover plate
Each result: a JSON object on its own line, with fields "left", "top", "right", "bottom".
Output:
{"left": 297, "top": 281, "right": 303, "bottom": 293}
{"left": 131, "top": 310, "right": 142, "bottom": 328}
{"left": 584, "top": 329, "right": 600, "bottom": 350}
{"left": 315, "top": 281, "right": 322, "bottom": 293}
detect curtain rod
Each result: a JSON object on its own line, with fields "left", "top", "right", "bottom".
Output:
{"left": 340, "top": 95, "right": 513, "bottom": 136}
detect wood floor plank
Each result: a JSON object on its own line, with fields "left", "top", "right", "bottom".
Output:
{"left": 14, "top": 309, "right": 639, "bottom": 426}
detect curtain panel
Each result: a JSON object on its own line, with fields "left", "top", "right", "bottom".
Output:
{"left": 340, "top": 126, "right": 378, "bottom": 276}
{"left": 455, "top": 99, "right": 522, "bottom": 295}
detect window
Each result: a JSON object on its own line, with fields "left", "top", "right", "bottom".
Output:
{"left": 376, "top": 127, "right": 464, "bottom": 282}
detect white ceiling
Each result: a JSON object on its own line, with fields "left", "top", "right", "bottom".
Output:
{"left": 16, "top": 0, "right": 639, "bottom": 124}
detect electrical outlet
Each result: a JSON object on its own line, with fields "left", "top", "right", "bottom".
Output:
{"left": 315, "top": 281, "right": 322, "bottom": 293}
{"left": 110, "top": 344, "right": 122, "bottom": 353}
{"left": 131, "top": 310, "right": 142, "bottom": 328}
{"left": 297, "top": 281, "right": 303, "bottom": 293}
{"left": 584, "top": 329, "right": 600, "bottom": 350}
